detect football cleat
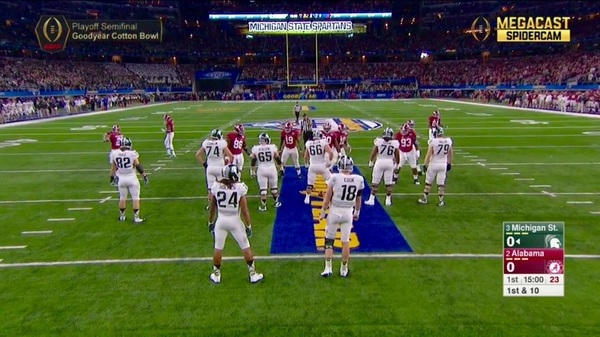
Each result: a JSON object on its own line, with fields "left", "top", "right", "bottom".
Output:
{"left": 385, "top": 196, "right": 392, "bottom": 206}
{"left": 133, "top": 217, "right": 145, "bottom": 224}
{"left": 258, "top": 205, "right": 267, "bottom": 212}
{"left": 304, "top": 195, "right": 311, "bottom": 204}
{"left": 340, "top": 264, "right": 349, "bottom": 277}
{"left": 365, "top": 195, "right": 375, "bottom": 206}
{"left": 418, "top": 198, "right": 428, "bottom": 204}
{"left": 414, "top": 179, "right": 421, "bottom": 185}
{"left": 274, "top": 200, "right": 282, "bottom": 208}
{"left": 119, "top": 215, "right": 126, "bottom": 222}
{"left": 210, "top": 272, "right": 221, "bottom": 284}
{"left": 320, "top": 268, "right": 333, "bottom": 277}
{"left": 249, "top": 272, "right": 264, "bottom": 283}
{"left": 438, "top": 200, "right": 445, "bottom": 207}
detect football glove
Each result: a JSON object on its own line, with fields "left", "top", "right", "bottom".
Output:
{"left": 202, "top": 162, "right": 207, "bottom": 169}
{"left": 368, "top": 161, "right": 374, "bottom": 168}
{"left": 319, "top": 209, "right": 328, "bottom": 220}
{"left": 250, "top": 170, "right": 256, "bottom": 178}
{"left": 143, "top": 175, "right": 149, "bottom": 185}
{"left": 110, "top": 176, "right": 118, "bottom": 186}
{"left": 208, "top": 222, "right": 215, "bottom": 235}
{"left": 423, "top": 164, "right": 428, "bottom": 173}
{"left": 416, "top": 150, "right": 421, "bottom": 159}
{"left": 245, "top": 225, "right": 253, "bottom": 238}
{"left": 447, "top": 163, "right": 452, "bottom": 171}
{"left": 161, "top": 128, "right": 166, "bottom": 132}
{"left": 245, "top": 148, "right": 251, "bottom": 156}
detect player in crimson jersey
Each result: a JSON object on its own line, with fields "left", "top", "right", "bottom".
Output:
{"left": 104, "top": 125, "right": 123, "bottom": 161}
{"left": 321, "top": 122, "right": 340, "bottom": 168}
{"left": 428, "top": 110, "right": 443, "bottom": 128}
{"left": 394, "top": 124, "right": 420, "bottom": 185}
{"left": 278, "top": 122, "right": 302, "bottom": 178}
{"left": 163, "top": 114, "right": 176, "bottom": 157}
{"left": 337, "top": 123, "right": 351, "bottom": 156}
{"left": 406, "top": 119, "right": 422, "bottom": 175}
{"left": 226, "top": 124, "right": 251, "bottom": 176}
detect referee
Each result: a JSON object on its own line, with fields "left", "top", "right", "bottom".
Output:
{"left": 300, "top": 113, "right": 313, "bottom": 150}
{"left": 293, "top": 102, "right": 301, "bottom": 124}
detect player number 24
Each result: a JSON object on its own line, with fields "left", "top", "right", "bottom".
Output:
{"left": 309, "top": 145, "right": 323, "bottom": 156}
{"left": 216, "top": 191, "right": 238, "bottom": 208}
{"left": 115, "top": 157, "right": 132, "bottom": 169}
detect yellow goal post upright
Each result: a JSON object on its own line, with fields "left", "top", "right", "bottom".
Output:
{"left": 285, "top": 33, "right": 319, "bottom": 87}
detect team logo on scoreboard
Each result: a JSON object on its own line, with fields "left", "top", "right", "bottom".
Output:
{"left": 546, "top": 260, "right": 564, "bottom": 274}
{"left": 242, "top": 117, "right": 382, "bottom": 132}
{"left": 544, "top": 234, "right": 562, "bottom": 248}
{"left": 35, "top": 15, "right": 70, "bottom": 53}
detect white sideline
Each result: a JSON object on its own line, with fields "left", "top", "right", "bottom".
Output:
{"left": 0, "top": 191, "right": 599, "bottom": 205}
{"left": 0, "top": 252, "right": 598, "bottom": 269}
{"left": 430, "top": 99, "right": 600, "bottom": 119}
{"left": 0, "top": 102, "right": 175, "bottom": 129}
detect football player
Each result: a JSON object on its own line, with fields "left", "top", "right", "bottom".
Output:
{"left": 250, "top": 133, "right": 282, "bottom": 212}
{"left": 321, "top": 122, "right": 340, "bottom": 168}
{"left": 304, "top": 130, "right": 334, "bottom": 205}
{"left": 319, "top": 155, "right": 364, "bottom": 277}
{"left": 406, "top": 119, "right": 422, "bottom": 175}
{"left": 104, "top": 125, "right": 123, "bottom": 175}
{"left": 419, "top": 127, "right": 453, "bottom": 206}
{"left": 279, "top": 122, "right": 302, "bottom": 178}
{"left": 428, "top": 110, "right": 443, "bottom": 128}
{"left": 208, "top": 164, "right": 264, "bottom": 284}
{"left": 395, "top": 123, "right": 420, "bottom": 185}
{"left": 337, "top": 123, "right": 351, "bottom": 156}
{"left": 428, "top": 119, "right": 440, "bottom": 145}
{"left": 366, "top": 128, "right": 400, "bottom": 206}
{"left": 163, "top": 114, "right": 176, "bottom": 157}
{"left": 109, "top": 137, "right": 149, "bottom": 224}
{"left": 293, "top": 101, "right": 302, "bottom": 124}
{"left": 226, "top": 124, "right": 251, "bottom": 176}
{"left": 197, "top": 129, "right": 233, "bottom": 210}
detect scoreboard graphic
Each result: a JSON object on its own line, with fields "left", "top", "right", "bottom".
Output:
{"left": 503, "top": 222, "right": 564, "bottom": 297}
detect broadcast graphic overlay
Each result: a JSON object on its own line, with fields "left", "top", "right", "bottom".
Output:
{"left": 503, "top": 222, "right": 565, "bottom": 297}
{"left": 470, "top": 16, "right": 571, "bottom": 43}
{"left": 210, "top": 12, "right": 388, "bottom": 87}
{"left": 35, "top": 15, "right": 163, "bottom": 53}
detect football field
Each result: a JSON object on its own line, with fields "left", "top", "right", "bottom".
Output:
{"left": 0, "top": 99, "right": 599, "bottom": 336}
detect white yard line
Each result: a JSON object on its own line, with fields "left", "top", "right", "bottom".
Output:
{"left": 68, "top": 207, "right": 92, "bottom": 211}
{"left": 567, "top": 201, "right": 594, "bottom": 204}
{"left": 47, "top": 218, "right": 75, "bottom": 222}
{"left": 530, "top": 185, "right": 551, "bottom": 188}
{"left": 1, "top": 192, "right": 599, "bottom": 205}
{"left": 490, "top": 167, "right": 508, "bottom": 170}
{"left": 501, "top": 172, "right": 520, "bottom": 175}
{"left": 0, "top": 246, "right": 27, "bottom": 250}
{"left": 153, "top": 166, "right": 162, "bottom": 171}
{"left": 99, "top": 191, "right": 119, "bottom": 194}
{"left": 591, "top": 211, "right": 600, "bottom": 215}
{"left": 541, "top": 190, "right": 557, "bottom": 198}
{"left": 515, "top": 178, "right": 535, "bottom": 181}
{"left": 22, "top": 231, "right": 53, "bottom": 235}
{"left": 3, "top": 162, "right": 597, "bottom": 174}
{"left": 99, "top": 196, "right": 112, "bottom": 204}
{"left": 0, "top": 252, "right": 598, "bottom": 269}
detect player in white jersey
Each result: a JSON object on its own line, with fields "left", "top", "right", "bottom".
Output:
{"left": 319, "top": 156, "right": 364, "bottom": 277}
{"left": 109, "top": 137, "right": 149, "bottom": 223}
{"left": 303, "top": 130, "right": 334, "bottom": 204}
{"left": 197, "top": 129, "right": 233, "bottom": 209}
{"left": 419, "top": 127, "right": 453, "bottom": 206}
{"left": 365, "top": 127, "right": 400, "bottom": 206}
{"left": 208, "top": 164, "right": 264, "bottom": 284}
{"left": 428, "top": 119, "right": 440, "bottom": 145}
{"left": 250, "top": 133, "right": 282, "bottom": 212}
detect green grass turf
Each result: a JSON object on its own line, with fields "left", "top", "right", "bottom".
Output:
{"left": 0, "top": 99, "right": 599, "bottom": 336}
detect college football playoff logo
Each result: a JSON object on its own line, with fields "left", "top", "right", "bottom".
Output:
{"left": 35, "top": 15, "right": 70, "bottom": 53}
{"left": 471, "top": 17, "right": 492, "bottom": 42}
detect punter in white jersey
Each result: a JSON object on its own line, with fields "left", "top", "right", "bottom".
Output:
{"left": 419, "top": 127, "right": 453, "bottom": 206}
{"left": 250, "top": 133, "right": 282, "bottom": 212}
{"left": 208, "top": 164, "right": 264, "bottom": 284}
{"left": 109, "top": 137, "right": 149, "bottom": 224}
{"left": 197, "top": 129, "right": 233, "bottom": 209}
{"left": 366, "top": 127, "right": 400, "bottom": 206}
{"left": 319, "top": 156, "right": 364, "bottom": 278}
{"left": 303, "top": 130, "right": 334, "bottom": 205}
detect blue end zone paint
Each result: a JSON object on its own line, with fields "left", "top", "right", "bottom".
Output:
{"left": 270, "top": 166, "right": 413, "bottom": 254}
